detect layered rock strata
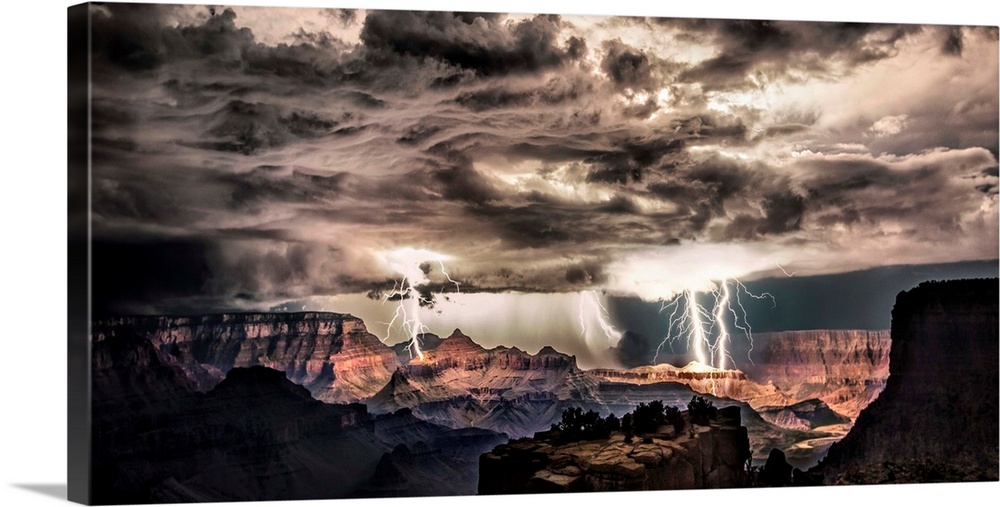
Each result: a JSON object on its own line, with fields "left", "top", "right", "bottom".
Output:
{"left": 742, "top": 330, "right": 891, "bottom": 418}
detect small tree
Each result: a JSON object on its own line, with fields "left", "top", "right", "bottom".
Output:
{"left": 687, "top": 396, "right": 717, "bottom": 425}
{"left": 665, "top": 405, "right": 685, "bottom": 433}
{"left": 556, "top": 407, "right": 617, "bottom": 442}
{"left": 632, "top": 400, "right": 666, "bottom": 434}
{"left": 605, "top": 413, "right": 620, "bottom": 432}
{"left": 621, "top": 412, "right": 633, "bottom": 443}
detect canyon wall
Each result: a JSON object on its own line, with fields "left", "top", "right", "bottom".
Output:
{"left": 93, "top": 313, "right": 400, "bottom": 403}
{"left": 90, "top": 325, "right": 507, "bottom": 503}
{"left": 742, "top": 329, "right": 891, "bottom": 418}
{"left": 819, "top": 279, "right": 999, "bottom": 483}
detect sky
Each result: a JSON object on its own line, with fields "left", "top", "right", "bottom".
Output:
{"left": 86, "top": 3, "right": 999, "bottom": 367}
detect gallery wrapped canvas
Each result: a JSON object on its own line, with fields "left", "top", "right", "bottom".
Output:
{"left": 67, "top": 2, "right": 999, "bottom": 505}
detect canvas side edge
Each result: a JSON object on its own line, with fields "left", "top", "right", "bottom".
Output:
{"left": 68, "top": 3, "right": 92, "bottom": 505}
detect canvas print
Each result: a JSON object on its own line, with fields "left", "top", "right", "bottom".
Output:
{"left": 67, "top": 2, "right": 999, "bottom": 504}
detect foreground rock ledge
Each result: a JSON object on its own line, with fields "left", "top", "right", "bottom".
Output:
{"left": 479, "top": 406, "right": 750, "bottom": 494}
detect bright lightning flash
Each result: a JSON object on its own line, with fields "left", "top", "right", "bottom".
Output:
{"left": 578, "top": 290, "right": 623, "bottom": 348}
{"left": 654, "top": 279, "right": 774, "bottom": 372}
{"left": 378, "top": 248, "right": 460, "bottom": 361}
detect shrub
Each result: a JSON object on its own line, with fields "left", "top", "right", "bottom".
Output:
{"left": 555, "top": 407, "right": 620, "bottom": 442}
{"left": 687, "top": 396, "right": 717, "bottom": 425}
{"left": 605, "top": 413, "right": 621, "bottom": 432}
{"left": 632, "top": 400, "right": 666, "bottom": 434}
{"left": 665, "top": 405, "right": 685, "bottom": 433}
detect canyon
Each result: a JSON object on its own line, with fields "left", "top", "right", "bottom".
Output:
{"left": 87, "top": 277, "right": 998, "bottom": 500}
{"left": 92, "top": 312, "right": 891, "bottom": 472}
{"left": 90, "top": 327, "right": 506, "bottom": 503}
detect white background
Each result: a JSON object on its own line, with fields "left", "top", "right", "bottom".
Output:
{"left": 0, "top": 1, "right": 997, "bottom": 506}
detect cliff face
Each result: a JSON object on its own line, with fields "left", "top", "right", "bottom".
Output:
{"left": 93, "top": 313, "right": 401, "bottom": 404}
{"left": 393, "top": 331, "right": 598, "bottom": 405}
{"left": 93, "top": 317, "right": 603, "bottom": 439}
{"left": 91, "top": 327, "right": 507, "bottom": 503}
{"left": 479, "top": 406, "right": 750, "bottom": 494}
{"left": 742, "top": 329, "right": 891, "bottom": 418}
{"left": 591, "top": 362, "right": 793, "bottom": 410}
{"left": 819, "top": 279, "right": 999, "bottom": 484}
{"left": 369, "top": 330, "right": 602, "bottom": 437}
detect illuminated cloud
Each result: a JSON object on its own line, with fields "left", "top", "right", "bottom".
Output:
{"left": 867, "top": 114, "right": 909, "bottom": 137}
{"left": 88, "top": 4, "right": 997, "bottom": 339}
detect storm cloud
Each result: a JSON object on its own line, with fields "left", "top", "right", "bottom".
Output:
{"left": 86, "top": 4, "right": 998, "bottom": 320}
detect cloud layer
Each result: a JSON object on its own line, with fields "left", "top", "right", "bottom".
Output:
{"left": 87, "top": 5, "right": 999, "bottom": 315}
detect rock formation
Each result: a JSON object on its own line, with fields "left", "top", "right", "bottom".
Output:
{"left": 93, "top": 313, "right": 400, "bottom": 403}
{"left": 590, "top": 361, "right": 793, "bottom": 409}
{"left": 479, "top": 406, "right": 750, "bottom": 493}
{"left": 591, "top": 329, "right": 890, "bottom": 421}
{"left": 743, "top": 329, "right": 891, "bottom": 418}
{"left": 817, "top": 279, "right": 999, "bottom": 484}
{"left": 374, "top": 331, "right": 605, "bottom": 437}
{"left": 90, "top": 328, "right": 506, "bottom": 503}
{"left": 92, "top": 312, "right": 894, "bottom": 475}
{"left": 756, "top": 398, "right": 850, "bottom": 432}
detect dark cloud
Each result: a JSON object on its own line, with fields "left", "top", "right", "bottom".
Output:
{"left": 668, "top": 115, "right": 749, "bottom": 143}
{"left": 565, "top": 262, "right": 607, "bottom": 285}
{"left": 322, "top": 8, "right": 358, "bottom": 27}
{"left": 678, "top": 20, "right": 922, "bottom": 89}
{"left": 92, "top": 238, "right": 214, "bottom": 316}
{"left": 452, "top": 76, "right": 594, "bottom": 111}
{"left": 724, "top": 193, "right": 806, "bottom": 240}
{"left": 942, "top": 26, "right": 964, "bottom": 56}
{"left": 761, "top": 123, "right": 811, "bottom": 137}
{"left": 187, "top": 100, "right": 341, "bottom": 155}
{"left": 795, "top": 150, "right": 997, "bottom": 235}
{"left": 90, "top": 3, "right": 175, "bottom": 71}
{"left": 601, "top": 39, "right": 655, "bottom": 90}
{"left": 473, "top": 204, "right": 575, "bottom": 248}
{"left": 610, "top": 330, "right": 655, "bottom": 368}
{"left": 585, "top": 137, "right": 686, "bottom": 184}
{"left": 86, "top": 5, "right": 998, "bottom": 317}
{"left": 360, "top": 11, "right": 580, "bottom": 77}
{"left": 218, "top": 168, "right": 348, "bottom": 211}
{"left": 433, "top": 165, "right": 503, "bottom": 204}
{"left": 91, "top": 5, "right": 354, "bottom": 86}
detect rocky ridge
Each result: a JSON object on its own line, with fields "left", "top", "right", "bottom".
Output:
{"left": 90, "top": 326, "right": 506, "bottom": 503}
{"left": 479, "top": 406, "right": 750, "bottom": 493}
{"left": 93, "top": 313, "right": 889, "bottom": 458}
{"left": 590, "top": 361, "right": 793, "bottom": 410}
{"left": 93, "top": 312, "right": 399, "bottom": 403}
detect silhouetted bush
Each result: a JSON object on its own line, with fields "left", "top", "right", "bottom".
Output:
{"left": 555, "top": 407, "right": 620, "bottom": 442}
{"left": 688, "top": 396, "right": 717, "bottom": 425}
{"left": 632, "top": 400, "right": 666, "bottom": 434}
{"left": 665, "top": 405, "right": 685, "bottom": 433}
{"left": 605, "top": 413, "right": 620, "bottom": 432}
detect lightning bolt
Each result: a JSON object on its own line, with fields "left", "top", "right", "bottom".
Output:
{"left": 438, "top": 260, "right": 461, "bottom": 293}
{"left": 712, "top": 279, "right": 731, "bottom": 370}
{"left": 380, "top": 276, "right": 432, "bottom": 361}
{"left": 653, "top": 279, "right": 776, "bottom": 373}
{"left": 776, "top": 263, "right": 796, "bottom": 277}
{"left": 579, "top": 290, "right": 623, "bottom": 347}
{"left": 378, "top": 249, "right": 460, "bottom": 362}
